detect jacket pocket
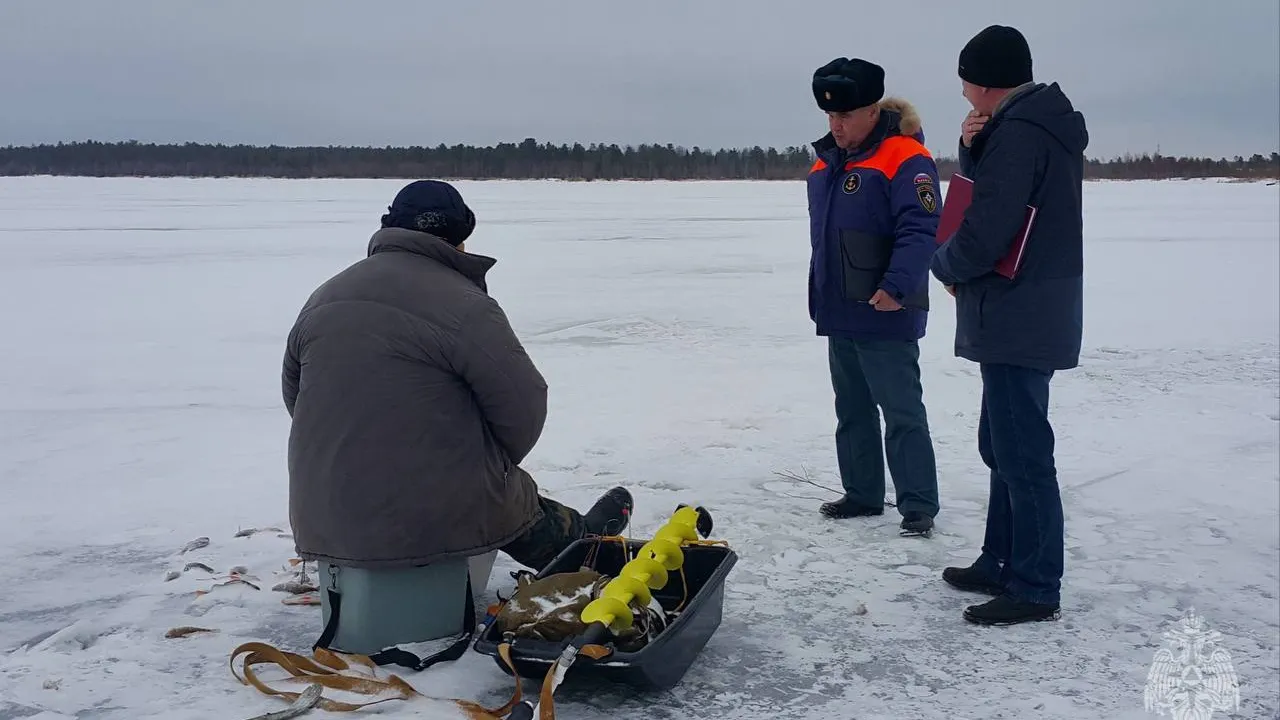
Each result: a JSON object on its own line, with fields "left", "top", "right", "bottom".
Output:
{"left": 838, "top": 229, "right": 891, "bottom": 302}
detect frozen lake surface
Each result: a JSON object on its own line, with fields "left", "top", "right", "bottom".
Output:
{"left": 0, "top": 177, "right": 1277, "bottom": 719}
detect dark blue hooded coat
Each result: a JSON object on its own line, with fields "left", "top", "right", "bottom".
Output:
{"left": 931, "top": 82, "right": 1089, "bottom": 371}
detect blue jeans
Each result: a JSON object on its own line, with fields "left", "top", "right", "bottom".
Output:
{"left": 972, "top": 363, "right": 1064, "bottom": 605}
{"left": 828, "top": 337, "right": 940, "bottom": 517}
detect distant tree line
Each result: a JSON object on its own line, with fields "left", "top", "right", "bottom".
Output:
{"left": 0, "top": 139, "right": 1276, "bottom": 181}
{"left": 1082, "top": 152, "right": 1280, "bottom": 181}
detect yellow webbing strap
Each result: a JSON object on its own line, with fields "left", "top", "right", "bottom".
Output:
{"left": 229, "top": 640, "right": 524, "bottom": 719}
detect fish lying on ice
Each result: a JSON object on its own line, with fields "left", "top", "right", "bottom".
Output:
{"left": 164, "top": 626, "right": 217, "bottom": 639}
{"left": 272, "top": 579, "right": 318, "bottom": 595}
{"left": 242, "top": 683, "right": 322, "bottom": 720}
{"left": 235, "top": 526, "right": 284, "bottom": 538}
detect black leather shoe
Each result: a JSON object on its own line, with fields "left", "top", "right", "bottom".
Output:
{"left": 963, "top": 594, "right": 1060, "bottom": 626}
{"left": 942, "top": 563, "right": 1004, "bottom": 595}
{"left": 899, "top": 512, "right": 934, "bottom": 535}
{"left": 820, "top": 496, "right": 883, "bottom": 519}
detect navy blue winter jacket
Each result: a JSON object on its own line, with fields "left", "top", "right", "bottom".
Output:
{"left": 807, "top": 99, "right": 941, "bottom": 342}
{"left": 931, "top": 82, "right": 1089, "bottom": 371}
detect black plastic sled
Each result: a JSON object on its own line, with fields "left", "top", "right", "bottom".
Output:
{"left": 471, "top": 536, "right": 737, "bottom": 690}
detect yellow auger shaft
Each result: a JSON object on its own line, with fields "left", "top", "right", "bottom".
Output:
{"left": 579, "top": 505, "right": 702, "bottom": 634}
{"left": 506, "top": 505, "right": 713, "bottom": 720}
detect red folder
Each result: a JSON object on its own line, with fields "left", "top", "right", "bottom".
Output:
{"left": 936, "top": 172, "right": 1036, "bottom": 279}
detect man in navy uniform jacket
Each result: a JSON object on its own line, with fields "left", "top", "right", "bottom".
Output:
{"left": 931, "top": 25, "right": 1089, "bottom": 626}
{"left": 806, "top": 57, "right": 942, "bottom": 537}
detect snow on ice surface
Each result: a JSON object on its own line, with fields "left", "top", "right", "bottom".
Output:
{"left": 0, "top": 176, "right": 1277, "bottom": 720}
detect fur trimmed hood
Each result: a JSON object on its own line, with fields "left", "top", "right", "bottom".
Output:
{"left": 878, "top": 96, "right": 921, "bottom": 137}
{"left": 809, "top": 95, "right": 926, "bottom": 154}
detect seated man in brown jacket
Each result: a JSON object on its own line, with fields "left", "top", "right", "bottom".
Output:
{"left": 282, "top": 179, "right": 632, "bottom": 573}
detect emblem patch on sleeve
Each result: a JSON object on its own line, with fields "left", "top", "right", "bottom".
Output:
{"left": 914, "top": 173, "right": 937, "bottom": 213}
{"left": 842, "top": 172, "right": 860, "bottom": 194}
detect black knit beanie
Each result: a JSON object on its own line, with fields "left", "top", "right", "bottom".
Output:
{"left": 813, "top": 57, "right": 885, "bottom": 112}
{"left": 380, "top": 179, "right": 476, "bottom": 246}
{"left": 958, "top": 25, "right": 1033, "bottom": 89}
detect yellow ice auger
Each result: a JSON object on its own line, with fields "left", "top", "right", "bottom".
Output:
{"left": 507, "top": 504, "right": 713, "bottom": 720}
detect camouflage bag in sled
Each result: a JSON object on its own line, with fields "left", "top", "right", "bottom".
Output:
{"left": 493, "top": 569, "right": 666, "bottom": 652}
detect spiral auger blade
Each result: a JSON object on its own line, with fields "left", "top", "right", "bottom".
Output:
{"left": 506, "top": 504, "right": 713, "bottom": 720}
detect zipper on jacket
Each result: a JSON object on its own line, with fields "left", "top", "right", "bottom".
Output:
{"left": 819, "top": 150, "right": 842, "bottom": 313}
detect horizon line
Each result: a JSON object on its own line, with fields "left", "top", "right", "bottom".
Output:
{"left": 4, "top": 138, "right": 1278, "bottom": 164}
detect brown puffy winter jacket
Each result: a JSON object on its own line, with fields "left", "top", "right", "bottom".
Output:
{"left": 282, "top": 228, "right": 545, "bottom": 568}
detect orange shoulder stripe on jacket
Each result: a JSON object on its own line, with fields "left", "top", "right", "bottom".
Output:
{"left": 844, "top": 135, "right": 931, "bottom": 178}
{"left": 809, "top": 157, "right": 828, "bottom": 174}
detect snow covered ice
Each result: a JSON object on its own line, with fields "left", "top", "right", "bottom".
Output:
{"left": 0, "top": 176, "right": 1276, "bottom": 719}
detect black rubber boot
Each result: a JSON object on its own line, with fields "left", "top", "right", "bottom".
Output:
{"left": 963, "top": 594, "right": 1060, "bottom": 626}
{"left": 819, "top": 495, "right": 884, "bottom": 519}
{"left": 584, "top": 486, "right": 633, "bottom": 536}
{"left": 942, "top": 562, "right": 1004, "bottom": 596}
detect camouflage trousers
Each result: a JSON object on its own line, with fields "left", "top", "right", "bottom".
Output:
{"left": 500, "top": 494, "right": 587, "bottom": 570}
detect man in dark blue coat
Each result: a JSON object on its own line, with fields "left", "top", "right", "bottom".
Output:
{"left": 931, "top": 25, "right": 1089, "bottom": 625}
{"left": 807, "top": 57, "right": 942, "bottom": 536}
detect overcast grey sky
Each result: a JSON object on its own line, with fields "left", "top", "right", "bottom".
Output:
{"left": 1, "top": 0, "right": 1276, "bottom": 160}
